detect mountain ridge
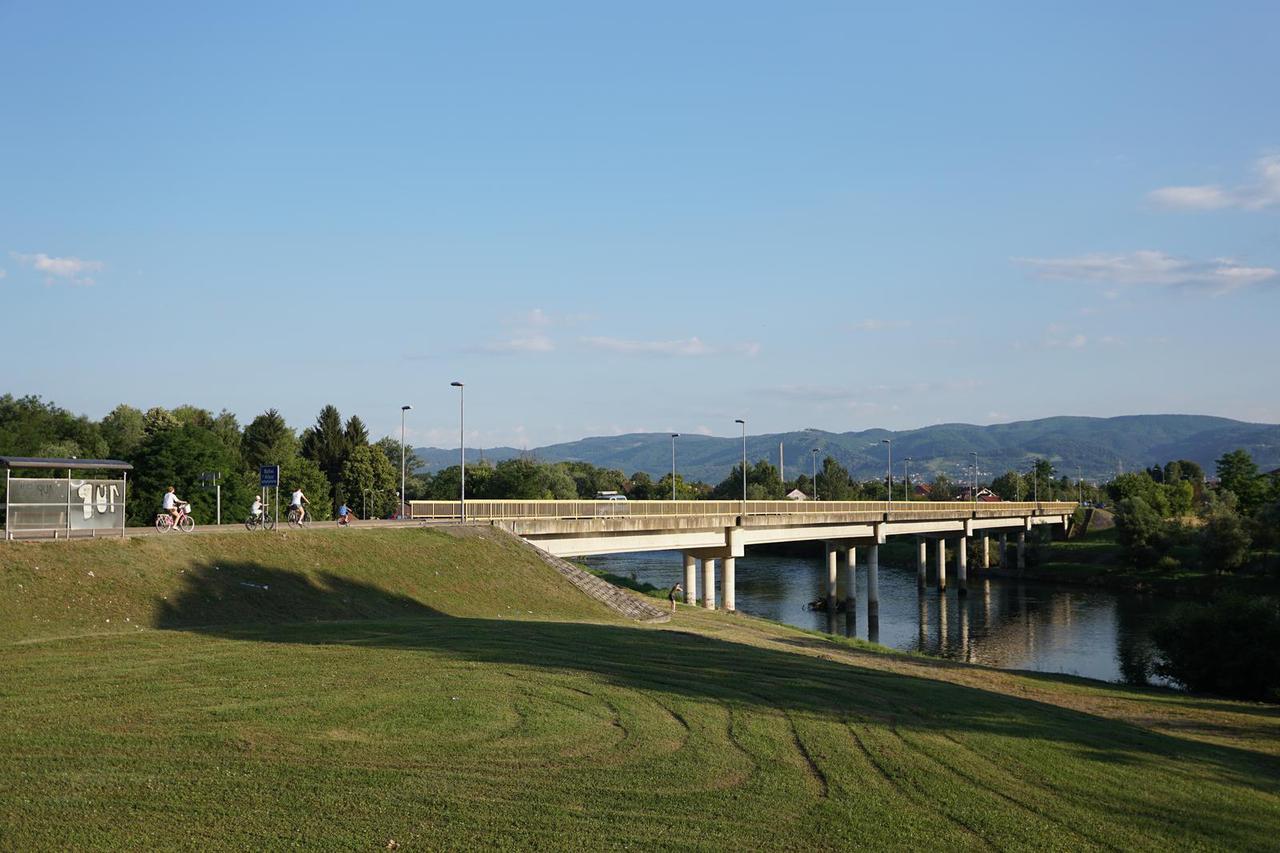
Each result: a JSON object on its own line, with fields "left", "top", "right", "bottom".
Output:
{"left": 415, "top": 414, "right": 1280, "bottom": 484}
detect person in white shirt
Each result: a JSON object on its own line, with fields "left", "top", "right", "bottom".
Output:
{"left": 290, "top": 488, "right": 309, "bottom": 522}
{"left": 250, "top": 495, "right": 263, "bottom": 518}
{"left": 161, "top": 486, "right": 186, "bottom": 524}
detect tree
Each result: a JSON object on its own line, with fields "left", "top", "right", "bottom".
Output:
{"left": 143, "top": 406, "right": 180, "bottom": 436}
{"left": 373, "top": 436, "right": 425, "bottom": 499}
{"left": 1152, "top": 596, "right": 1280, "bottom": 700}
{"left": 0, "top": 394, "right": 107, "bottom": 459}
{"left": 301, "top": 405, "right": 350, "bottom": 506}
{"left": 339, "top": 444, "right": 399, "bottom": 518}
{"left": 627, "top": 471, "right": 655, "bottom": 500}
{"left": 242, "top": 410, "right": 298, "bottom": 470}
{"left": 1200, "top": 507, "right": 1252, "bottom": 573}
{"left": 129, "top": 424, "right": 254, "bottom": 526}
{"left": 817, "top": 456, "right": 854, "bottom": 501}
{"left": 1216, "top": 449, "right": 1263, "bottom": 513}
{"left": 990, "top": 471, "right": 1024, "bottom": 502}
{"left": 712, "top": 460, "right": 785, "bottom": 500}
{"left": 100, "top": 404, "right": 146, "bottom": 458}
{"left": 1114, "top": 497, "right": 1165, "bottom": 567}
{"left": 344, "top": 415, "right": 369, "bottom": 448}
{"left": 928, "top": 474, "right": 954, "bottom": 501}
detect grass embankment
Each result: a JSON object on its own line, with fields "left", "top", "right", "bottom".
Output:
{"left": 3, "top": 528, "right": 1280, "bottom": 849}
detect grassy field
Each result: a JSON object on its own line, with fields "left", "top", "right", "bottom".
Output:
{"left": 3, "top": 527, "right": 1280, "bottom": 849}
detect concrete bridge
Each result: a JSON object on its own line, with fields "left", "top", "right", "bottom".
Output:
{"left": 409, "top": 499, "right": 1076, "bottom": 616}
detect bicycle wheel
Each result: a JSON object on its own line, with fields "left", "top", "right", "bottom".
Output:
{"left": 155, "top": 515, "right": 170, "bottom": 532}
{"left": 263, "top": 515, "right": 276, "bottom": 531}
{"left": 288, "top": 509, "right": 301, "bottom": 527}
{"left": 244, "top": 517, "right": 258, "bottom": 532}
{"left": 177, "top": 515, "right": 195, "bottom": 533}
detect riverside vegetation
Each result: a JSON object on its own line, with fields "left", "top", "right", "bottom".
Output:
{"left": 3, "top": 527, "right": 1280, "bottom": 849}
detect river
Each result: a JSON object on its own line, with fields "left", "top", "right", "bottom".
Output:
{"left": 583, "top": 549, "right": 1177, "bottom": 687}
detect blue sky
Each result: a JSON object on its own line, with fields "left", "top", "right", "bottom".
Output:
{"left": 3, "top": 2, "right": 1278, "bottom": 448}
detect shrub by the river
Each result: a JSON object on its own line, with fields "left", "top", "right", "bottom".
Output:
{"left": 1152, "top": 595, "right": 1280, "bottom": 701}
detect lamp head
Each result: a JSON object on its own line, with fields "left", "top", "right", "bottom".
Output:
{"left": 401, "top": 405, "right": 412, "bottom": 411}
{"left": 734, "top": 418, "right": 745, "bottom": 424}
{"left": 450, "top": 381, "right": 463, "bottom": 388}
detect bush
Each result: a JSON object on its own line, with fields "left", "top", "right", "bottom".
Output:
{"left": 1200, "top": 508, "right": 1252, "bottom": 574}
{"left": 1152, "top": 596, "right": 1280, "bottom": 701}
{"left": 1114, "top": 497, "right": 1166, "bottom": 568}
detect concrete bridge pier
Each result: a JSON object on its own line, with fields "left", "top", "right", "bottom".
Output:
{"left": 845, "top": 545, "right": 858, "bottom": 609}
{"left": 701, "top": 558, "right": 716, "bottom": 609}
{"left": 916, "top": 537, "right": 927, "bottom": 590}
{"left": 1017, "top": 530, "right": 1027, "bottom": 571}
{"left": 825, "top": 542, "right": 838, "bottom": 603}
{"left": 722, "top": 557, "right": 736, "bottom": 612}
{"left": 867, "top": 544, "right": 880, "bottom": 621}
{"left": 980, "top": 534, "right": 989, "bottom": 570}
{"left": 956, "top": 537, "right": 968, "bottom": 595}
{"left": 682, "top": 553, "right": 697, "bottom": 605}
{"left": 935, "top": 538, "right": 947, "bottom": 592}
{"left": 999, "top": 533, "right": 1008, "bottom": 567}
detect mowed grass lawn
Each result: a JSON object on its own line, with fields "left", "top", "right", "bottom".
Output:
{"left": 3, "top": 528, "right": 1280, "bottom": 849}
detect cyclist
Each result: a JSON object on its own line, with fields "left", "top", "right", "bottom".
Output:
{"left": 337, "top": 502, "right": 357, "bottom": 526}
{"left": 250, "top": 494, "right": 264, "bottom": 521}
{"left": 290, "top": 487, "right": 309, "bottom": 523}
{"left": 161, "top": 486, "right": 188, "bottom": 525}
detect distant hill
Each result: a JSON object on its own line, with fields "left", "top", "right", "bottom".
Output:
{"left": 416, "top": 415, "right": 1280, "bottom": 484}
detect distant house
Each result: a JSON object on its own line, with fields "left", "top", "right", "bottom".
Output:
{"left": 958, "top": 487, "right": 1002, "bottom": 502}
{"left": 786, "top": 488, "right": 808, "bottom": 501}
{"left": 914, "top": 483, "right": 933, "bottom": 497}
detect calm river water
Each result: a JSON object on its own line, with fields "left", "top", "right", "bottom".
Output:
{"left": 583, "top": 549, "right": 1177, "bottom": 687}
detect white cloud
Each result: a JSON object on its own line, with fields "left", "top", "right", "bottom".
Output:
{"left": 1149, "top": 154, "right": 1280, "bottom": 211}
{"left": 483, "top": 335, "right": 554, "bottom": 353}
{"left": 580, "top": 336, "right": 760, "bottom": 357}
{"left": 1016, "top": 250, "right": 1276, "bottom": 294}
{"left": 10, "top": 251, "right": 104, "bottom": 285}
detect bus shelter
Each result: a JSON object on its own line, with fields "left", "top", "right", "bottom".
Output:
{"left": 1, "top": 457, "right": 133, "bottom": 540}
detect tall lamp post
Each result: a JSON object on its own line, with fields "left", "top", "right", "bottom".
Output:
{"left": 970, "top": 451, "right": 978, "bottom": 505}
{"left": 903, "top": 457, "right": 912, "bottom": 502}
{"left": 881, "top": 438, "right": 892, "bottom": 508}
{"left": 734, "top": 418, "right": 747, "bottom": 504}
{"left": 1078, "top": 464, "right": 1083, "bottom": 505}
{"left": 670, "top": 433, "right": 680, "bottom": 500}
{"left": 811, "top": 448, "right": 819, "bottom": 500}
{"left": 450, "top": 382, "right": 465, "bottom": 521}
{"left": 400, "top": 404, "right": 412, "bottom": 519}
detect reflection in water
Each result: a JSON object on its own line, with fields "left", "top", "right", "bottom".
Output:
{"left": 583, "top": 547, "right": 1178, "bottom": 686}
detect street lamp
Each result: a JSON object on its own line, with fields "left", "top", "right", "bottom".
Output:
{"left": 881, "top": 438, "right": 892, "bottom": 507}
{"left": 903, "top": 457, "right": 912, "bottom": 502}
{"left": 670, "top": 433, "right": 680, "bottom": 500}
{"left": 450, "top": 382, "right": 465, "bottom": 521}
{"left": 734, "top": 419, "right": 747, "bottom": 504}
{"left": 811, "top": 448, "right": 819, "bottom": 500}
{"left": 1078, "top": 464, "right": 1083, "bottom": 505}
{"left": 400, "top": 404, "right": 412, "bottom": 519}
{"left": 970, "top": 452, "right": 978, "bottom": 505}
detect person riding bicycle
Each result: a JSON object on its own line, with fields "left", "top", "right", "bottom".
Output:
{"left": 290, "top": 487, "right": 309, "bottom": 523}
{"left": 161, "top": 486, "right": 188, "bottom": 524}
{"left": 250, "top": 495, "right": 263, "bottom": 520}
{"left": 337, "top": 502, "right": 357, "bottom": 526}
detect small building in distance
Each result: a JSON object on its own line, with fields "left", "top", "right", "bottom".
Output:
{"left": 786, "top": 488, "right": 809, "bottom": 501}
{"left": 957, "top": 487, "right": 1002, "bottom": 502}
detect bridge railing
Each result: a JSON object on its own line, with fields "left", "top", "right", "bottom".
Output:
{"left": 407, "top": 499, "right": 1077, "bottom": 522}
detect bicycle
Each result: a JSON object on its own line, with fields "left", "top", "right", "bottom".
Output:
{"left": 287, "top": 505, "right": 311, "bottom": 528}
{"left": 155, "top": 504, "right": 195, "bottom": 533}
{"left": 244, "top": 512, "right": 276, "bottom": 532}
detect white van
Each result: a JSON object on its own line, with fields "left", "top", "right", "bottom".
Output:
{"left": 595, "top": 491, "right": 628, "bottom": 501}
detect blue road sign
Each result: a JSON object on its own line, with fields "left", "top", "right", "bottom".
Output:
{"left": 259, "top": 465, "right": 280, "bottom": 487}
